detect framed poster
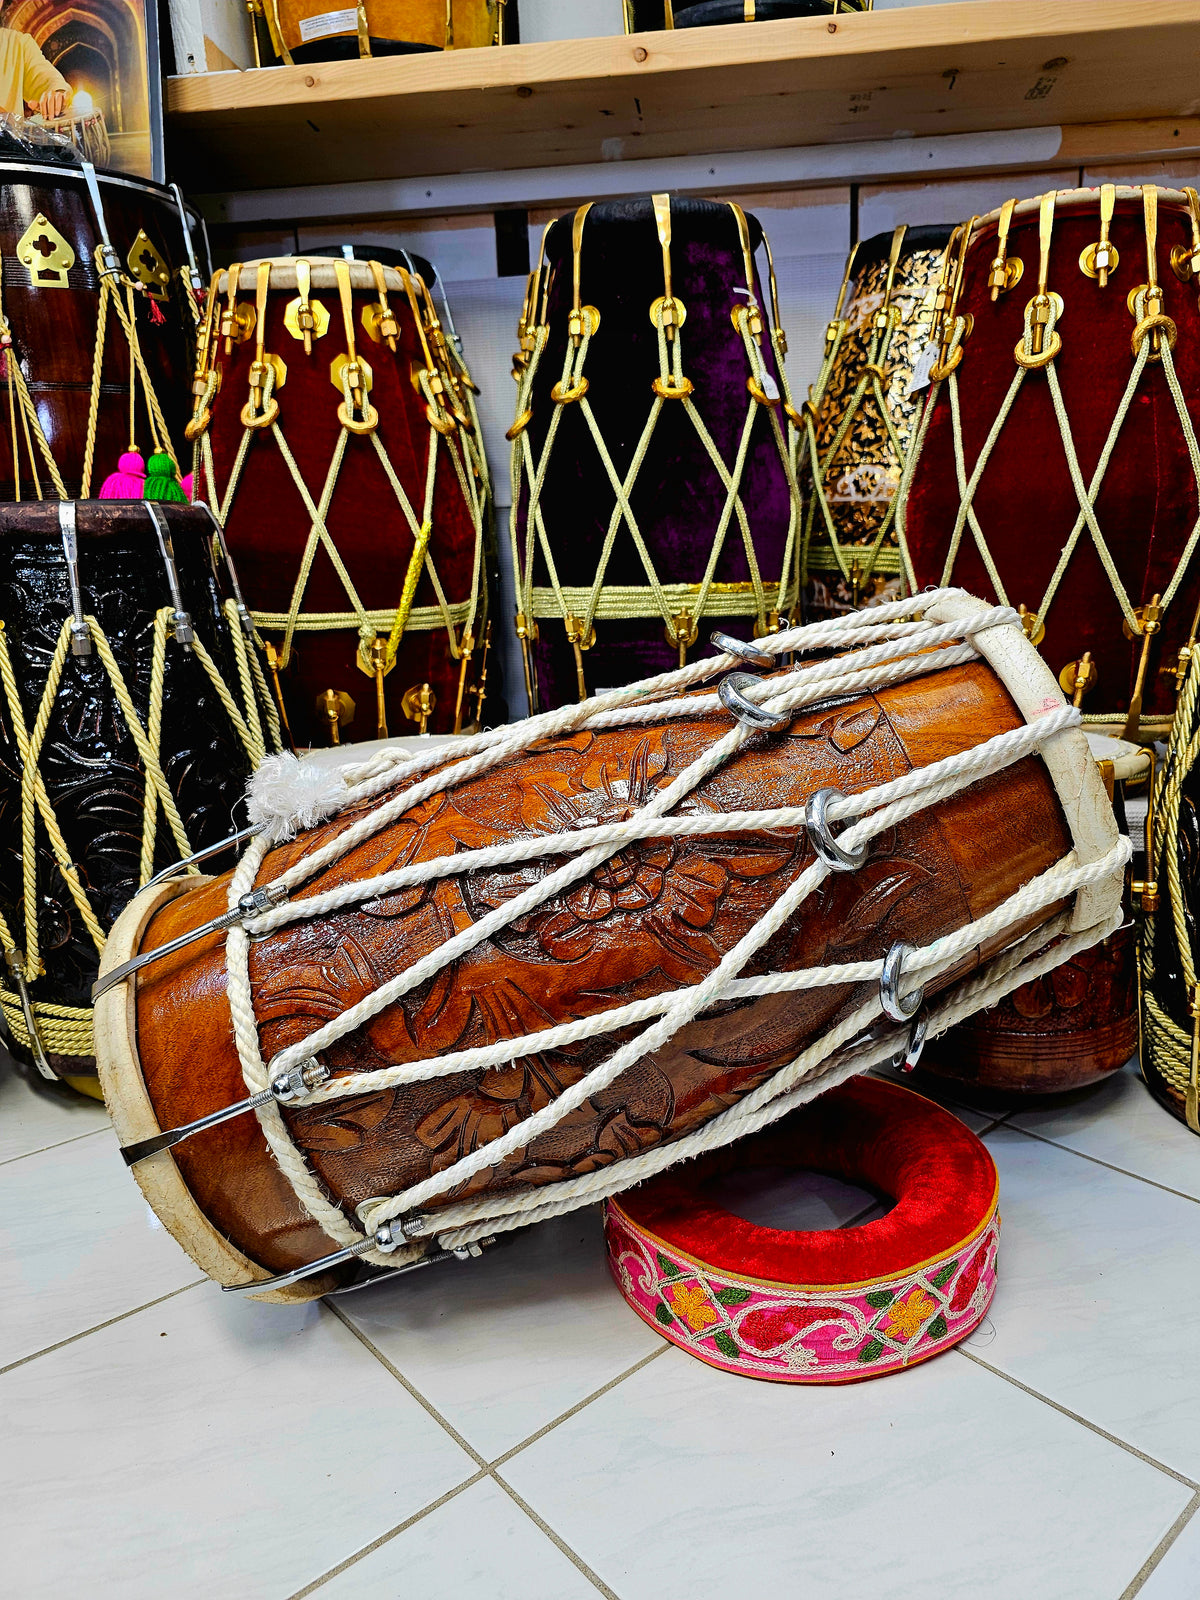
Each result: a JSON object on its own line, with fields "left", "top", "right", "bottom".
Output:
{"left": 0, "top": 0, "right": 164, "bottom": 182}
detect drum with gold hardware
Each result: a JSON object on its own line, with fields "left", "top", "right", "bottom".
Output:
{"left": 669, "top": 1, "right": 871, "bottom": 23}
{"left": 1142, "top": 616, "right": 1200, "bottom": 1134}
{"left": 800, "top": 223, "right": 951, "bottom": 621}
{"left": 898, "top": 186, "right": 1200, "bottom": 743}
{"left": 261, "top": 0, "right": 503, "bottom": 62}
{"left": 509, "top": 194, "right": 802, "bottom": 713}
{"left": 0, "top": 158, "right": 203, "bottom": 501}
{"left": 188, "top": 256, "right": 493, "bottom": 749}
{"left": 0, "top": 501, "right": 270, "bottom": 1097}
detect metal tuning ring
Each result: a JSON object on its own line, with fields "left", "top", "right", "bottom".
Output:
{"left": 880, "top": 941, "right": 926, "bottom": 1024}
{"left": 717, "top": 670, "right": 790, "bottom": 732}
{"left": 710, "top": 631, "right": 774, "bottom": 669}
{"left": 893, "top": 1013, "right": 929, "bottom": 1074}
{"left": 804, "top": 787, "right": 867, "bottom": 873}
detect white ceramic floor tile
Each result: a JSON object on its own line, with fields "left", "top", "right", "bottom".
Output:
{"left": 970, "top": 1127, "right": 1200, "bottom": 1477}
{"left": 1009, "top": 1058, "right": 1200, "bottom": 1202}
{"left": 314, "top": 1476, "right": 599, "bottom": 1600}
{"left": 1138, "top": 1503, "right": 1200, "bottom": 1600}
{"left": 2, "top": 1286, "right": 475, "bottom": 1600}
{"left": 1, "top": 1128, "right": 203, "bottom": 1366}
{"left": 338, "top": 1208, "right": 661, "bottom": 1460}
{"left": 703, "top": 1164, "right": 883, "bottom": 1231}
{"left": 0, "top": 1046, "right": 108, "bottom": 1165}
{"left": 501, "top": 1344, "right": 1186, "bottom": 1600}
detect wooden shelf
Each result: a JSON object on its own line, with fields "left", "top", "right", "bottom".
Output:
{"left": 166, "top": 1, "right": 1200, "bottom": 195}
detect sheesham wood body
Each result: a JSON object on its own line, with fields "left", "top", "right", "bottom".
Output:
{"left": 129, "top": 661, "right": 1070, "bottom": 1277}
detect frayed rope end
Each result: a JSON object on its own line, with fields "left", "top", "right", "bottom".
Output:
{"left": 246, "top": 752, "right": 348, "bottom": 841}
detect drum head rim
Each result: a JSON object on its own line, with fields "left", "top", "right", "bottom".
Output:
{"left": 94, "top": 878, "right": 341, "bottom": 1304}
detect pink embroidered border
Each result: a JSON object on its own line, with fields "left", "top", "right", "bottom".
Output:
{"left": 603, "top": 1202, "right": 1000, "bottom": 1383}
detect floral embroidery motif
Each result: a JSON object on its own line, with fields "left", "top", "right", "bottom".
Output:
{"left": 668, "top": 1283, "right": 720, "bottom": 1332}
{"left": 604, "top": 1202, "right": 999, "bottom": 1384}
{"left": 881, "top": 1287, "right": 938, "bottom": 1340}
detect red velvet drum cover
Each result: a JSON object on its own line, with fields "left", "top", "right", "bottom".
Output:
{"left": 605, "top": 1076, "right": 999, "bottom": 1382}
{"left": 188, "top": 257, "right": 492, "bottom": 749}
{"left": 508, "top": 195, "right": 802, "bottom": 712}
{"left": 899, "top": 186, "right": 1200, "bottom": 740}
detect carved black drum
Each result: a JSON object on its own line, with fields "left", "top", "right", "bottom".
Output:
{"left": 0, "top": 501, "right": 271, "bottom": 1092}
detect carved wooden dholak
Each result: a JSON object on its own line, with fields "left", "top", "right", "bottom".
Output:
{"left": 94, "top": 596, "right": 1126, "bottom": 1296}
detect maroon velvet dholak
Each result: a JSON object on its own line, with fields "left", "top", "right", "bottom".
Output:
{"left": 904, "top": 190, "right": 1200, "bottom": 727}
{"left": 614, "top": 1075, "right": 997, "bottom": 1286}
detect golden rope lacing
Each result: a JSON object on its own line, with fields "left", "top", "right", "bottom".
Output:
{"left": 508, "top": 196, "right": 803, "bottom": 707}
{"left": 1141, "top": 598, "right": 1200, "bottom": 1132}
{"left": 188, "top": 259, "right": 491, "bottom": 739}
{"left": 896, "top": 186, "right": 1200, "bottom": 740}
{"left": 0, "top": 607, "right": 265, "bottom": 1068}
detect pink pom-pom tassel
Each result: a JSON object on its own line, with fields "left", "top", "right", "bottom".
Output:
{"left": 98, "top": 450, "right": 146, "bottom": 499}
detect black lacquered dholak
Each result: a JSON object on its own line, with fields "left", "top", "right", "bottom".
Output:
{"left": 1142, "top": 627, "right": 1200, "bottom": 1134}
{"left": 0, "top": 501, "right": 271, "bottom": 1092}
{"left": 0, "top": 159, "right": 202, "bottom": 500}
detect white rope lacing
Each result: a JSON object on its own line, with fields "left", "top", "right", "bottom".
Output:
{"left": 213, "top": 588, "right": 1126, "bottom": 1267}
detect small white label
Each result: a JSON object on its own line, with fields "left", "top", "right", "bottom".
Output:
{"left": 908, "top": 342, "right": 938, "bottom": 396}
{"left": 758, "top": 370, "right": 780, "bottom": 402}
{"left": 298, "top": 7, "right": 357, "bottom": 42}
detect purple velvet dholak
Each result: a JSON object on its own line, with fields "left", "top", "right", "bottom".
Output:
{"left": 516, "top": 197, "right": 796, "bottom": 711}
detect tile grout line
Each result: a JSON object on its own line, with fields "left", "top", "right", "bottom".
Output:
{"left": 0, "top": 1278, "right": 206, "bottom": 1377}
{"left": 491, "top": 1474, "right": 620, "bottom": 1600}
{"left": 283, "top": 1470, "right": 491, "bottom": 1600}
{"left": 956, "top": 1346, "right": 1200, "bottom": 1491}
{"left": 0, "top": 1123, "right": 110, "bottom": 1169}
{"left": 1120, "top": 1489, "right": 1200, "bottom": 1599}
{"left": 325, "top": 1300, "right": 489, "bottom": 1467}
{"left": 308, "top": 1309, "right": 666, "bottom": 1598}
{"left": 993, "top": 1121, "right": 1200, "bottom": 1207}
{"left": 489, "top": 1345, "right": 669, "bottom": 1470}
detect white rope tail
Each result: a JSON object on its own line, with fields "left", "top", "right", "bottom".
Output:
{"left": 212, "top": 586, "right": 1125, "bottom": 1276}
{"left": 245, "top": 752, "right": 349, "bottom": 841}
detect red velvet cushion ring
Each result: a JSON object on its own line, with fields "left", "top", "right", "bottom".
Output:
{"left": 604, "top": 1076, "right": 999, "bottom": 1383}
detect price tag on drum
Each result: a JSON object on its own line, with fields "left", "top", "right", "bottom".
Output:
{"left": 908, "top": 340, "right": 938, "bottom": 396}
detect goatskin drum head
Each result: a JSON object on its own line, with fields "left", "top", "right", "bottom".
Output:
{"left": 604, "top": 1076, "right": 999, "bottom": 1382}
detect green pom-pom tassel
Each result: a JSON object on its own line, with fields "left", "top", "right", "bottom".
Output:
{"left": 143, "top": 451, "right": 187, "bottom": 502}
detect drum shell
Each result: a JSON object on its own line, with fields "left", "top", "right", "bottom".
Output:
{"left": 518, "top": 197, "right": 797, "bottom": 710}
{"left": 270, "top": 0, "right": 496, "bottom": 53}
{"left": 0, "top": 163, "right": 197, "bottom": 501}
{"left": 125, "top": 658, "right": 1072, "bottom": 1278}
{"left": 201, "top": 261, "right": 485, "bottom": 745}
{"left": 902, "top": 190, "right": 1200, "bottom": 732}
{"left": 803, "top": 224, "right": 951, "bottom": 621}
{"left": 0, "top": 502, "right": 256, "bottom": 1077}
{"left": 919, "top": 922, "right": 1137, "bottom": 1094}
